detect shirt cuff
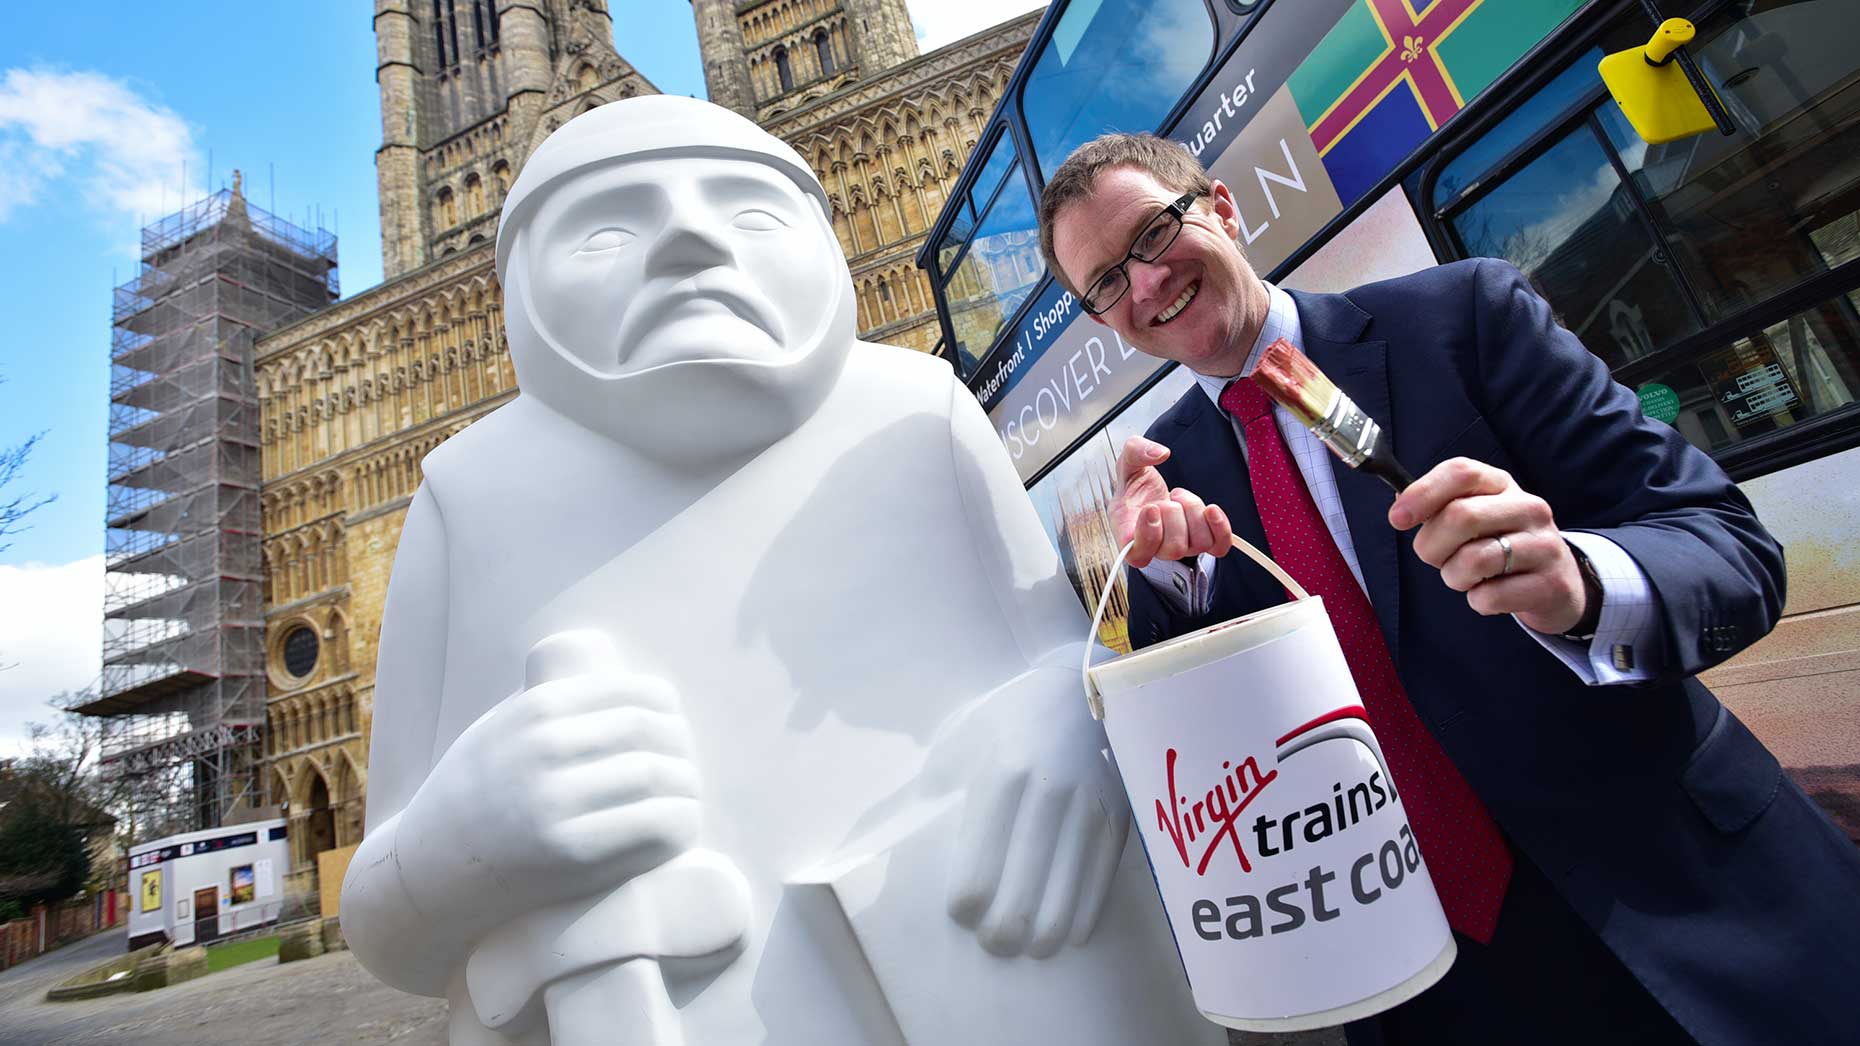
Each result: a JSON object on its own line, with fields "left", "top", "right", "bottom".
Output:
{"left": 1136, "top": 552, "right": 1218, "bottom": 617}
{"left": 1516, "top": 531, "right": 1663, "bottom": 686}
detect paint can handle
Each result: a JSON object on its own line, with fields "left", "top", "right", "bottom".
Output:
{"left": 1081, "top": 534, "right": 1309, "bottom": 719}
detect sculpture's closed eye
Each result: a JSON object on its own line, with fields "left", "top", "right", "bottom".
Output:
{"left": 732, "top": 208, "right": 788, "bottom": 231}
{"left": 577, "top": 228, "right": 637, "bottom": 254}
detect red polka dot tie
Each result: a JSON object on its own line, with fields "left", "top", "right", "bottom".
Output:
{"left": 1221, "top": 376, "right": 1512, "bottom": 944}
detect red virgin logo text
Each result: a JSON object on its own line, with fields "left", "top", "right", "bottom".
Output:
{"left": 1157, "top": 748, "right": 1278, "bottom": 876}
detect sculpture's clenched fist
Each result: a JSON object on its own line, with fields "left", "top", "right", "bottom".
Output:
{"left": 406, "top": 630, "right": 703, "bottom": 907}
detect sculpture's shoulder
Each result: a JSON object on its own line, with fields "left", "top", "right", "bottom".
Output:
{"left": 840, "top": 341, "right": 962, "bottom": 416}
{"left": 415, "top": 397, "right": 552, "bottom": 497}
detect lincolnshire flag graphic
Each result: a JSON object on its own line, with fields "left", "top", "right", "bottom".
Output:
{"left": 1287, "top": 0, "right": 1584, "bottom": 206}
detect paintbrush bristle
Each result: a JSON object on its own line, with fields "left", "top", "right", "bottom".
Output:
{"left": 1250, "top": 338, "right": 1335, "bottom": 426}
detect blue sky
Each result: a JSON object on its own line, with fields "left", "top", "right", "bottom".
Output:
{"left": 0, "top": 3, "right": 709, "bottom": 571}
{"left": 0, "top": 2, "right": 1042, "bottom": 751}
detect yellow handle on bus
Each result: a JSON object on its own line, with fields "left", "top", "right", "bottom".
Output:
{"left": 1642, "top": 18, "right": 1694, "bottom": 66}
{"left": 1598, "top": 17, "right": 1722, "bottom": 145}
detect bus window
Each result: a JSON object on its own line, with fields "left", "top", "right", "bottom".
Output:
{"left": 1430, "top": 0, "right": 1860, "bottom": 462}
{"left": 1597, "top": 3, "right": 1860, "bottom": 323}
{"left": 1448, "top": 122, "right": 1701, "bottom": 370}
{"left": 971, "top": 131, "right": 1019, "bottom": 209}
{"left": 937, "top": 199, "right": 976, "bottom": 278}
{"left": 1628, "top": 293, "right": 1860, "bottom": 453}
{"left": 946, "top": 158, "right": 1045, "bottom": 369}
{"left": 1020, "top": 0, "right": 1216, "bottom": 182}
{"left": 1433, "top": 54, "right": 1604, "bottom": 212}
{"left": 936, "top": 131, "right": 1019, "bottom": 280}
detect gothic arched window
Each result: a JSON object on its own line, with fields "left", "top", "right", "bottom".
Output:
{"left": 432, "top": 0, "right": 448, "bottom": 67}
{"left": 815, "top": 32, "right": 835, "bottom": 77}
{"left": 443, "top": 0, "right": 462, "bottom": 68}
{"left": 775, "top": 46, "right": 794, "bottom": 93}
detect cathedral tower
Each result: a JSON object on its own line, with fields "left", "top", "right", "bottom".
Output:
{"left": 690, "top": 0, "right": 920, "bottom": 123}
{"left": 372, "top": 0, "right": 659, "bottom": 278}
{"left": 690, "top": 0, "right": 757, "bottom": 119}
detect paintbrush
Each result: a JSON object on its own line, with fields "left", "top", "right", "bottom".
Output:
{"left": 1250, "top": 337, "right": 1414, "bottom": 493}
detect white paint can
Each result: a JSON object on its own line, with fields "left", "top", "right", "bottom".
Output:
{"left": 1082, "top": 539, "right": 1455, "bottom": 1032}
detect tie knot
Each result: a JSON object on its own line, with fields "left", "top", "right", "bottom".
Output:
{"left": 1219, "top": 377, "right": 1273, "bottom": 424}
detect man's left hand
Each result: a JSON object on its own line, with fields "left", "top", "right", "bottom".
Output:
{"left": 1388, "top": 457, "right": 1590, "bottom": 635}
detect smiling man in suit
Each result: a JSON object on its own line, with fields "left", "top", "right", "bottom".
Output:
{"left": 1041, "top": 132, "right": 1860, "bottom": 1046}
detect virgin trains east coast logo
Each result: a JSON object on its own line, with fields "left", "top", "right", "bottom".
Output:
{"left": 1156, "top": 705, "right": 1395, "bottom": 877}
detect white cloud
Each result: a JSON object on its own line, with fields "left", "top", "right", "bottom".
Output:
{"left": 0, "top": 68, "right": 202, "bottom": 226}
{"left": 0, "top": 556, "right": 103, "bottom": 757}
{"left": 910, "top": 0, "right": 1051, "bottom": 53}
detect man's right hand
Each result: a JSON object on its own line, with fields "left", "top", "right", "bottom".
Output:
{"left": 403, "top": 629, "right": 702, "bottom": 909}
{"left": 1114, "top": 436, "right": 1233, "bottom": 568}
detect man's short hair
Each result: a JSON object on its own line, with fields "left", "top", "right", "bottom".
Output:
{"left": 1037, "top": 133, "right": 1212, "bottom": 298}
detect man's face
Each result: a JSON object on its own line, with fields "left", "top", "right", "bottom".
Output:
{"left": 1052, "top": 165, "right": 1268, "bottom": 377}
{"left": 519, "top": 157, "right": 840, "bottom": 375}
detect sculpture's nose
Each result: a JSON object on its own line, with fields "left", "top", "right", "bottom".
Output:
{"left": 650, "top": 200, "right": 733, "bottom": 278}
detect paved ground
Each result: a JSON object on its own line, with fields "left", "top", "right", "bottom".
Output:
{"left": 0, "top": 929, "right": 1338, "bottom": 1045}
{"left": 0, "top": 931, "right": 446, "bottom": 1046}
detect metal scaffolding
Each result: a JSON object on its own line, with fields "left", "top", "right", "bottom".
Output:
{"left": 73, "top": 176, "right": 337, "bottom": 831}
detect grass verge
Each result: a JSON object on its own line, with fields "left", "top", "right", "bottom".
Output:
{"left": 205, "top": 935, "right": 280, "bottom": 973}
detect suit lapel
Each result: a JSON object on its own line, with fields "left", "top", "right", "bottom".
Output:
{"left": 1288, "top": 289, "right": 1404, "bottom": 668}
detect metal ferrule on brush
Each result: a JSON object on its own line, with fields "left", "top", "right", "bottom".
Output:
{"left": 1310, "top": 392, "right": 1381, "bottom": 469}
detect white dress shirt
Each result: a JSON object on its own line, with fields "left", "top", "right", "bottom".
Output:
{"left": 1135, "top": 282, "right": 1662, "bottom": 685}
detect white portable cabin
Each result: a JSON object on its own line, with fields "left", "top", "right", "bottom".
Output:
{"left": 126, "top": 818, "right": 290, "bottom": 949}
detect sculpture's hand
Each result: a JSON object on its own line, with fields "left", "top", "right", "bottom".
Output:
{"left": 404, "top": 629, "right": 702, "bottom": 909}
{"left": 943, "top": 669, "right": 1132, "bottom": 958}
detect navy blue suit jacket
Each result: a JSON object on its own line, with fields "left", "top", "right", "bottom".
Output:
{"left": 1124, "top": 259, "right": 1859, "bottom": 1044}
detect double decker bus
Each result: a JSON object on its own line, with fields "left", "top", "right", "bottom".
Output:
{"left": 918, "top": 0, "right": 1860, "bottom": 833}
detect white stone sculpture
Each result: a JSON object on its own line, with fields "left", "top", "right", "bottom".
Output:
{"left": 341, "top": 96, "right": 1223, "bottom": 1046}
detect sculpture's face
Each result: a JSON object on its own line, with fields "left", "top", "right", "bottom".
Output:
{"left": 518, "top": 157, "right": 840, "bottom": 376}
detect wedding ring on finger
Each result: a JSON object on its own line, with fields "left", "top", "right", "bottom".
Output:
{"left": 1493, "top": 534, "right": 1514, "bottom": 577}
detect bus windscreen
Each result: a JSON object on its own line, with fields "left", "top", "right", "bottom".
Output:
{"left": 1021, "top": 0, "right": 1217, "bottom": 183}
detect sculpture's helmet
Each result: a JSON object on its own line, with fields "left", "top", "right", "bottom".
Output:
{"left": 493, "top": 96, "right": 855, "bottom": 464}
{"left": 495, "top": 96, "right": 828, "bottom": 285}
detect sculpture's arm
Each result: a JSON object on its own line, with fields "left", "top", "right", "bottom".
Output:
{"left": 937, "top": 375, "right": 1132, "bottom": 958}
{"left": 344, "top": 486, "right": 714, "bottom": 1000}
{"left": 945, "top": 375, "right": 1099, "bottom": 673}
{"left": 341, "top": 482, "right": 476, "bottom": 996}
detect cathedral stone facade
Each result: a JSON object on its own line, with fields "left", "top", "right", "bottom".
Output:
{"left": 254, "top": 0, "right": 1037, "bottom": 903}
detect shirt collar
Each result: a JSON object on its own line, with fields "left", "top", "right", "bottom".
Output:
{"left": 1195, "top": 280, "right": 1298, "bottom": 408}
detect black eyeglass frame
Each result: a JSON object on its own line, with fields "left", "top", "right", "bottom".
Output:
{"left": 1078, "top": 190, "right": 1206, "bottom": 315}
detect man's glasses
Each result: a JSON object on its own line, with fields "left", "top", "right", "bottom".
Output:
{"left": 1079, "top": 190, "right": 1205, "bottom": 316}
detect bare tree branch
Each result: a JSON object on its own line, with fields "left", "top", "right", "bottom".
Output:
{"left": 0, "top": 371, "right": 56, "bottom": 556}
{"left": 0, "top": 371, "right": 57, "bottom": 672}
